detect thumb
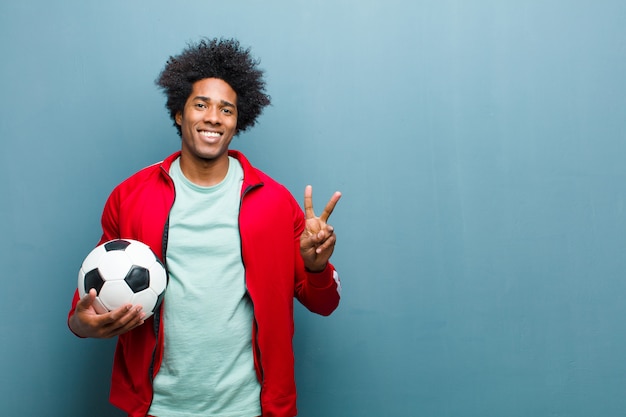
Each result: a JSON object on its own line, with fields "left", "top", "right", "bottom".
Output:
{"left": 77, "top": 288, "right": 97, "bottom": 310}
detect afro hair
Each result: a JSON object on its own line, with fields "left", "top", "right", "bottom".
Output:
{"left": 155, "top": 38, "right": 271, "bottom": 136}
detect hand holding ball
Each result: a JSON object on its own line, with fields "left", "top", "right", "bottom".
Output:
{"left": 78, "top": 239, "right": 167, "bottom": 318}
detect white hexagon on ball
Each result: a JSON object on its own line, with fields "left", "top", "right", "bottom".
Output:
{"left": 124, "top": 241, "right": 157, "bottom": 267}
{"left": 99, "top": 251, "right": 133, "bottom": 281}
{"left": 131, "top": 289, "right": 159, "bottom": 318}
{"left": 148, "top": 261, "right": 167, "bottom": 295}
{"left": 99, "top": 280, "right": 135, "bottom": 311}
{"left": 80, "top": 244, "right": 107, "bottom": 278}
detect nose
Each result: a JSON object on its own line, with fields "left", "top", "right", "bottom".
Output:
{"left": 203, "top": 106, "right": 221, "bottom": 125}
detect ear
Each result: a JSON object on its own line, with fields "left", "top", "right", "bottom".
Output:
{"left": 175, "top": 111, "right": 182, "bottom": 126}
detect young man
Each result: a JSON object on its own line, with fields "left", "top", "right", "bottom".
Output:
{"left": 68, "top": 38, "right": 342, "bottom": 417}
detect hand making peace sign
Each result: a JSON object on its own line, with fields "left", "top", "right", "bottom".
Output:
{"left": 300, "top": 185, "right": 342, "bottom": 272}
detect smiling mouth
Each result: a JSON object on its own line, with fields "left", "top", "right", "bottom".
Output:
{"left": 199, "top": 130, "right": 222, "bottom": 138}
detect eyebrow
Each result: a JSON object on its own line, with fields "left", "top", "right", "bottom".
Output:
{"left": 194, "top": 96, "right": 236, "bottom": 109}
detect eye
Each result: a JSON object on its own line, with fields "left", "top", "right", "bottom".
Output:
{"left": 222, "top": 107, "right": 234, "bottom": 115}
{"left": 195, "top": 103, "right": 206, "bottom": 109}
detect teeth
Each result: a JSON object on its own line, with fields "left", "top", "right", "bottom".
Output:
{"left": 200, "top": 131, "right": 221, "bottom": 138}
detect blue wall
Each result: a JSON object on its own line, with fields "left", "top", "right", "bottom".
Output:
{"left": 2, "top": 1, "right": 625, "bottom": 416}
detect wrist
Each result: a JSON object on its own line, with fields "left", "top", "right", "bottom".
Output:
{"left": 305, "top": 262, "right": 328, "bottom": 273}
{"left": 69, "top": 312, "right": 87, "bottom": 338}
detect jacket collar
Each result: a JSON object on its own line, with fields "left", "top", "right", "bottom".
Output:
{"left": 159, "top": 149, "right": 263, "bottom": 188}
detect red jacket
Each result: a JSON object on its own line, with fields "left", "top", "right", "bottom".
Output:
{"left": 69, "top": 150, "right": 341, "bottom": 417}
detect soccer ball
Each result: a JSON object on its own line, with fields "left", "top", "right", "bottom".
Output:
{"left": 78, "top": 239, "right": 167, "bottom": 318}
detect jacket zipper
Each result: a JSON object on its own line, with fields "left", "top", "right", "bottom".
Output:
{"left": 145, "top": 165, "right": 176, "bottom": 417}
{"left": 238, "top": 182, "right": 264, "bottom": 406}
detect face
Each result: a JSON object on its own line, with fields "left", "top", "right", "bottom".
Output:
{"left": 176, "top": 78, "right": 238, "bottom": 166}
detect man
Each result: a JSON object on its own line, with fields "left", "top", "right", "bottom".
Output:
{"left": 68, "top": 38, "right": 342, "bottom": 417}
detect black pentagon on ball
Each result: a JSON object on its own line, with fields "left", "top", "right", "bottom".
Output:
{"left": 84, "top": 269, "right": 105, "bottom": 294}
{"left": 125, "top": 265, "right": 150, "bottom": 292}
{"left": 104, "top": 239, "right": 132, "bottom": 251}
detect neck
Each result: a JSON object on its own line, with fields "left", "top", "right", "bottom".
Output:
{"left": 179, "top": 152, "right": 230, "bottom": 187}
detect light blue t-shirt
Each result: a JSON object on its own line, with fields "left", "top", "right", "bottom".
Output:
{"left": 149, "top": 157, "right": 261, "bottom": 417}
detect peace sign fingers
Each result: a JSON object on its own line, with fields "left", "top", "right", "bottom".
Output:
{"left": 304, "top": 185, "right": 342, "bottom": 222}
{"left": 301, "top": 185, "right": 342, "bottom": 272}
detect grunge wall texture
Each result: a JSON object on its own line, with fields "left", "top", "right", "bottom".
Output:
{"left": 1, "top": 1, "right": 625, "bottom": 416}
